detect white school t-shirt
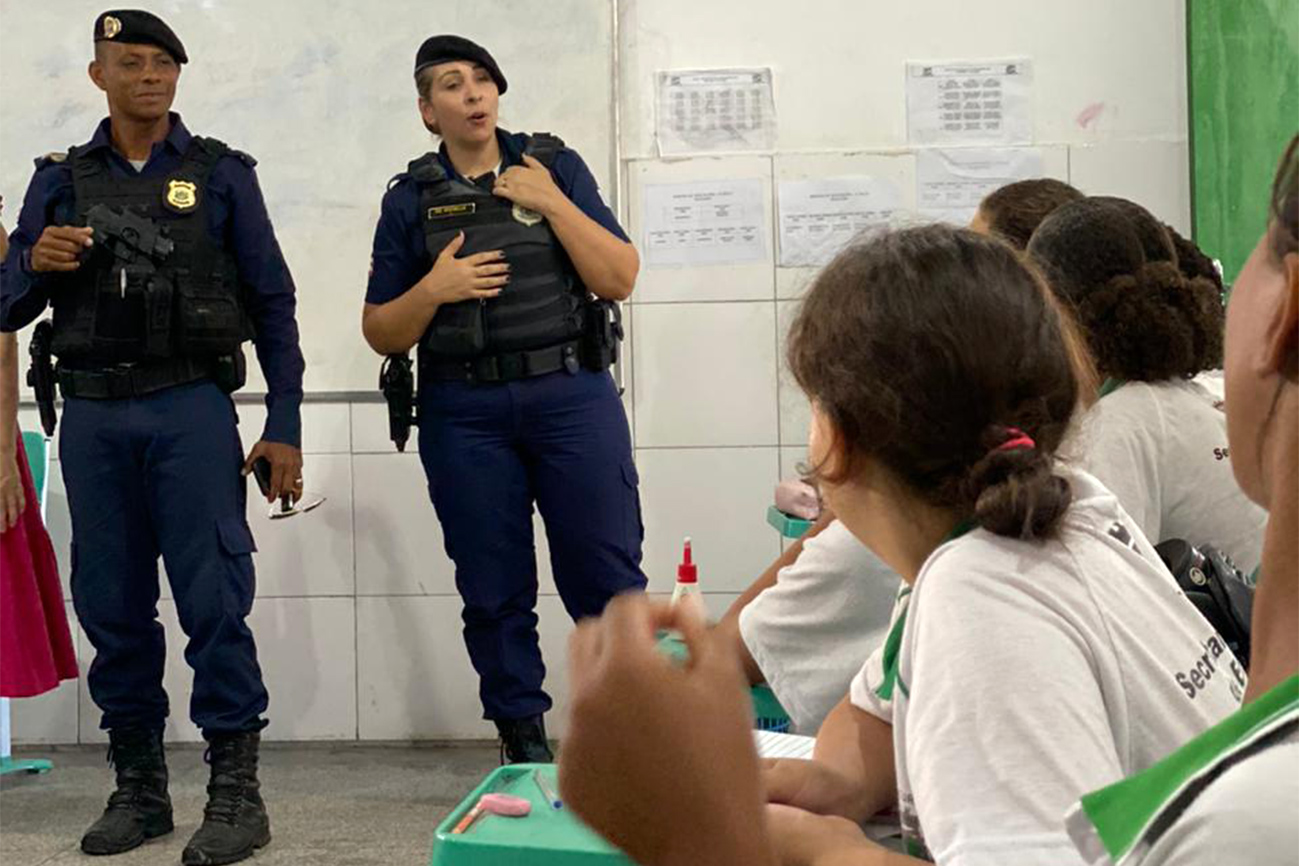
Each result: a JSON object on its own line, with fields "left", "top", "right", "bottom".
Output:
{"left": 739, "top": 519, "right": 899, "bottom": 733}
{"left": 1073, "top": 375, "right": 1266, "bottom": 573}
{"left": 849, "top": 471, "right": 1244, "bottom": 866}
{"left": 1142, "top": 738, "right": 1299, "bottom": 866}
{"left": 1067, "top": 676, "right": 1299, "bottom": 866}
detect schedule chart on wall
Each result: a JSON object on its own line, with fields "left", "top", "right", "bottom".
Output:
{"left": 906, "top": 59, "right": 1033, "bottom": 145}
{"left": 656, "top": 68, "right": 777, "bottom": 155}
{"left": 778, "top": 176, "right": 902, "bottom": 268}
{"left": 642, "top": 179, "right": 767, "bottom": 267}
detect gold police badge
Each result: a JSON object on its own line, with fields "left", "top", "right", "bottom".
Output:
{"left": 102, "top": 16, "right": 122, "bottom": 39}
{"left": 165, "top": 179, "right": 199, "bottom": 212}
{"left": 512, "top": 203, "right": 544, "bottom": 227}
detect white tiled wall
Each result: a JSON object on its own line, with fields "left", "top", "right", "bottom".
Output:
{"left": 14, "top": 391, "right": 764, "bottom": 745}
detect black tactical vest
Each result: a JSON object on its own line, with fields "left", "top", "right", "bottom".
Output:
{"left": 412, "top": 133, "right": 588, "bottom": 361}
{"left": 50, "top": 137, "right": 252, "bottom": 365}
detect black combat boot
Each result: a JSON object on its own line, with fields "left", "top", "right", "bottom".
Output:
{"left": 495, "top": 715, "right": 554, "bottom": 764}
{"left": 80, "top": 727, "right": 173, "bottom": 855}
{"left": 181, "top": 731, "right": 271, "bottom": 865}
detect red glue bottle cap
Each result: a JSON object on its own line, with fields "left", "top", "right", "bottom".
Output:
{"left": 677, "top": 538, "right": 698, "bottom": 584}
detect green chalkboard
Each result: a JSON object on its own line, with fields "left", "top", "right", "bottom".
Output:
{"left": 1188, "top": 0, "right": 1299, "bottom": 285}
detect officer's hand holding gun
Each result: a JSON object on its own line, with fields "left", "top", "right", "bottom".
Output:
{"left": 420, "top": 231, "right": 508, "bottom": 305}
{"left": 30, "top": 225, "right": 94, "bottom": 272}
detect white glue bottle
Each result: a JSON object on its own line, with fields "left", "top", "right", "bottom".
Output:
{"left": 670, "top": 537, "right": 706, "bottom": 621}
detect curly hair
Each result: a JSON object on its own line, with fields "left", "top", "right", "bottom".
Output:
{"left": 1027, "top": 198, "right": 1225, "bottom": 382}
{"left": 788, "top": 225, "right": 1079, "bottom": 540}
{"left": 977, "top": 179, "right": 1084, "bottom": 250}
{"left": 1165, "top": 224, "right": 1225, "bottom": 296}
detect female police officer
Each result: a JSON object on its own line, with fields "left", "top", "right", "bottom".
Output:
{"left": 362, "top": 35, "right": 645, "bottom": 762}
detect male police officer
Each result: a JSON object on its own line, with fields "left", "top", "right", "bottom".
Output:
{"left": 0, "top": 10, "right": 304, "bottom": 863}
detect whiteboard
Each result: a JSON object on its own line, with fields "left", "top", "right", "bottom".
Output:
{"left": 0, "top": 0, "right": 616, "bottom": 393}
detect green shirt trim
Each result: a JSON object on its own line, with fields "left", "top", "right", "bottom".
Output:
{"left": 876, "top": 520, "right": 976, "bottom": 702}
{"left": 1098, "top": 378, "right": 1126, "bottom": 399}
{"left": 1070, "top": 675, "right": 1299, "bottom": 865}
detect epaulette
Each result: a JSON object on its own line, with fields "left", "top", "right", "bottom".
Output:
{"left": 33, "top": 151, "right": 68, "bottom": 170}
{"left": 524, "top": 132, "right": 566, "bottom": 168}
{"left": 406, "top": 152, "right": 448, "bottom": 185}
{"left": 193, "top": 136, "right": 257, "bottom": 168}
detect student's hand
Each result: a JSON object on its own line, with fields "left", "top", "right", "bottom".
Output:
{"left": 0, "top": 450, "right": 26, "bottom": 531}
{"left": 763, "top": 758, "right": 873, "bottom": 823}
{"left": 765, "top": 804, "right": 877, "bottom": 866}
{"left": 241, "top": 440, "right": 304, "bottom": 504}
{"left": 30, "top": 226, "right": 93, "bottom": 273}
{"left": 420, "top": 232, "right": 507, "bottom": 305}
{"left": 559, "top": 593, "right": 777, "bottom": 866}
{"left": 492, "top": 155, "right": 563, "bottom": 217}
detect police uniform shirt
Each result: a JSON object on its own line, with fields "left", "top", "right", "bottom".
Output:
{"left": 847, "top": 471, "right": 1243, "bottom": 866}
{"left": 0, "top": 113, "right": 305, "bottom": 447}
{"left": 366, "top": 129, "right": 627, "bottom": 306}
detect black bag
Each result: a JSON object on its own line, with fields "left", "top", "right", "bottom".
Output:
{"left": 1156, "top": 539, "right": 1254, "bottom": 670}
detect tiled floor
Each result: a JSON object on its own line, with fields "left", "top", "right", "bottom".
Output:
{"left": 0, "top": 742, "right": 500, "bottom": 866}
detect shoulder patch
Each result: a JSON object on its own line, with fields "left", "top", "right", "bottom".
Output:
{"left": 34, "top": 151, "right": 68, "bottom": 169}
{"left": 193, "top": 135, "right": 257, "bottom": 168}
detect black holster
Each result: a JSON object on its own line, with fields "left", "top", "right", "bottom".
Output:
{"left": 580, "top": 299, "right": 623, "bottom": 372}
{"left": 380, "top": 353, "right": 417, "bottom": 452}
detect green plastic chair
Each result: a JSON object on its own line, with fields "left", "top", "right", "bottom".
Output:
{"left": 21, "top": 431, "right": 48, "bottom": 516}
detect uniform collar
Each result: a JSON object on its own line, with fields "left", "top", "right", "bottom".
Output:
{"left": 82, "top": 112, "right": 192, "bottom": 161}
{"left": 436, "top": 128, "right": 522, "bottom": 182}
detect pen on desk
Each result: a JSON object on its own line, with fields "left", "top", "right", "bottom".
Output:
{"left": 533, "top": 769, "right": 562, "bottom": 809}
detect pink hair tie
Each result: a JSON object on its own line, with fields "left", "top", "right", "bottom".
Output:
{"left": 996, "top": 427, "right": 1036, "bottom": 453}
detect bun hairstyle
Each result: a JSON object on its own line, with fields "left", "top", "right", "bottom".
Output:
{"left": 977, "top": 178, "right": 1084, "bottom": 250}
{"left": 1165, "top": 223, "right": 1225, "bottom": 295}
{"left": 787, "top": 225, "right": 1078, "bottom": 540}
{"left": 1028, "top": 198, "right": 1225, "bottom": 382}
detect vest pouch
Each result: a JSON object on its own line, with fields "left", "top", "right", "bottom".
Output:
{"left": 484, "top": 286, "right": 584, "bottom": 352}
{"left": 174, "top": 269, "right": 245, "bottom": 357}
{"left": 424, "top": 299, "right": 487, "bottom": 358}
{"left": 142, "top": 273, "right": 174, "bottom": 358}
{"left": 89, "top": 265, "right": 149, "bottom": 361}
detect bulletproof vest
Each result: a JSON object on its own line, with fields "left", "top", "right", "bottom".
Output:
{"left": 412, "top": 133, "right": 588, "bottom": 360}
{"left": 50, "top": 137, "right": 252, "bottom": 365}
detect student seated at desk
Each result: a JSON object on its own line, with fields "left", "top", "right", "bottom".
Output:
{"left": 1028, "top": 198, "right": 1267, "bottom": 574}
{"left": 1066, "top": 131, "right": 1299, "bottom": 866}
{"left": 556, "top": 224, "right": 1243, "bottom": 866}
{"left": 716, "top": 510, "right": 899, "bottom": 733}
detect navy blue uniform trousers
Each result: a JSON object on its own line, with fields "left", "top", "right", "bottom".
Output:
{"left": 60, "top": 381, "right": 268, "bottom": 735}
{"left": 418, "top": 368, "right": 646, "bottom": 720}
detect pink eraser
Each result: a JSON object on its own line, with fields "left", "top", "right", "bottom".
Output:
{"left": 479, "top": 793, "right": 532, "bottom": 817}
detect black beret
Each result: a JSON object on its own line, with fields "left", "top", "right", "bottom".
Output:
{"left": 94, "top": 10, "right": 187, "bottom": 64}
{"left": 414, "top": 35, "right": 506, "bottom": 94}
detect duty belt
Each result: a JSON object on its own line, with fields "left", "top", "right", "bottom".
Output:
{"left": 57, "top": 357, "right": 214, "bottom": 400}
{"left": 422, "top": 341, "right": 582, "bottom": 383}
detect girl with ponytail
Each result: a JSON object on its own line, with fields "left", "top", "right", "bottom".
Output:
{"left": 553, "top": 224, "right": 1246, "bottom": 866}
{"left": 1029, "top": 198, "right": 1266, "bottom": 574}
